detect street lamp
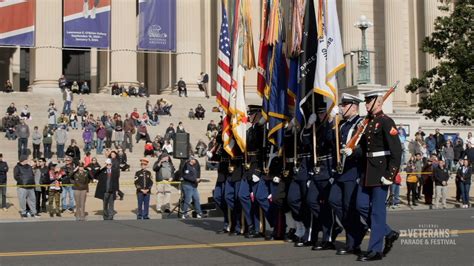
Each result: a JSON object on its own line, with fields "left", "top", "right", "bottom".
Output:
{"left": 354, "top": 15, "right": 373, "bottom": 84}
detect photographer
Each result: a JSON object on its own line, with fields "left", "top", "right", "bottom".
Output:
{"left": 180, "top": 157, "right": 202, "bottom": 219}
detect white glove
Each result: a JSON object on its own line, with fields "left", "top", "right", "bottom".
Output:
{"left": 329, "top": 177, "right": 334, "bottom": 184}
{"left": 206, "top": 151, "right": 213, "bottom": 159}
{"left": 381, "top": 176, "right": 393, "bottom": 185}
{"left": 307, "top": 113, "right": 317, "bottom": 127}
{"left": 330, "top": 106, "right": 340, "bottom": 118}
{"left": 273, "top": 176, "right": 281, "bottom": 183}
{"left": 287, "top": 118, "right": 295, "bottom": 130}
{"left": 306, "top": 180, "right": 311, "bottom": 188}
{"left": 184, "top": 170, "right": 189, "bottom": 174}
{"left": 258, "top": 116, "right": 266, "bottom": 125}
{"left": 341, "top": 148, "right": 353, "bottom": 156}
{"left": 252, "top": 174, "right": 260, "bottom": 183}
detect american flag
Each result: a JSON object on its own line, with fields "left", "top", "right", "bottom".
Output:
{"left": 216, "top": 1, "right": 235, "bottom": 157}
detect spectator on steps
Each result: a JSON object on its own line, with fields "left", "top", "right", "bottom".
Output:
{"left": 81, "top": 81, "right": 90, "bottom": 94}
{"left": 164, "top": 123, "right": 175, "bottom": 141}
{"left": 58, "top": 75, "right": 67, "bottom": 92}
{"left": 188, "top": 108, "right": 195, "bottom": 120}
{"left": 55, "top": 125, "right": 68, "bottom": 162}
{"left": 177, "top": 77, "right": 187, "bottom": 97}
{"left": 16, "top": 119, "right": 30, "bottom": 160}
{"left": 20, "top": 105, "right": 31, "bottom": 120}
{"left": 66, "top": 139, "right": 81, "bottom": 166}
{"left": 136, "top": 122, "right": 150, "bottom": 144}
{"left": 117, "top": 148, "right": 130, "bottom": 171}
{"left": 195, "top": 104, "right": 205, "bottom": 120}
{"left": 31, "top": 126, "right": 42, "bottom": 159}
{"left": 206, "top": 120, "right": 218, "bottom": 139}
{"left": 153, "top": 151, "right": 174, "bottom": 213}
{"left": 123, "top": 114, "right": 135, "bottom": 153}
{"left": 82, "top": 126, "right": 94, "bottom": 153}
{"left": 6, "top": 103, "right": 16, "bottom": 116}
{"left": 138, "top": 82, "right": 149, "bottom": 98}
{"left": 71, "top": 81, "right": 80, "bottom": 94}
{"left": 111, "top": 83, "right": 120, "bottom": 96}
{"left": 114, "top": 114, "right": 124, "bottom": 149}
{"left": 69, "top": 110, "right": 78, "bottom": 130}
{"left": 42, "top": 126, "right": 53, "bottom": 159}
{"left": 96, "top": 123, "right": 107, "bottom": 155}
{"left": 177, "top": 122, "right": 186, "bottom": 133}
{"left": 4, "top": 80, "right": 13, "bottom": 93}
{"left": 63, "top": 88, "right": 73, "bottom": 115}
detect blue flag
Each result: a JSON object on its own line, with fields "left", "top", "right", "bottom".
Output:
{"left": 268, "top": 40, "right": 288, "bottom": 151}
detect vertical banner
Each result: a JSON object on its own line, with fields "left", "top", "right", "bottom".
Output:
{"left": 138, "top": 0, "right": 176, "bottom": 51}
{"left": 0, "top": 0, "right": 36, "bottom": 46}
{"left": 63, "top": 0, "right": 110, "bottom": 48}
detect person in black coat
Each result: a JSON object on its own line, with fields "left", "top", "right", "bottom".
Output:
{"left": 433, "top": 160, "right": 449, "bottom": 209}
{"left": 456, "top": 158, "right": 472, "bottom": 208}
{"left": 94, "top": 158, "right": 120, "bottom": 220}
{"left": 65, "top": 140, "right": 81, "bottom": 166}
{"left": 0, "top": 153, "right": 9, "bottom": 210}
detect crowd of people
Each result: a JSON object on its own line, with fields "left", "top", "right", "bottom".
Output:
{"left": 0, "top": 86, "right": 219, "bottom": 221}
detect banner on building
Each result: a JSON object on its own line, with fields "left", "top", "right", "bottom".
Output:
{"left": 63, "top": 0, "right": 110, "bottom": 48}
{"left": 0, "top": 0, "right": 36, "bottom": 46}
{"left": 138, "top": 0, "right": 176, "bottom": 51}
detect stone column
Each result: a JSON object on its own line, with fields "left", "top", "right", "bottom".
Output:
{"left": 31, "top": 0, "right": 62, "bottom": 90}
{"left": 147, "top": 53, "right": 159, "bottom": 95}
{"left": 423, "top": 0, "right": 443, "bottom": 70}
{"left": 110, "top": 0, "right": 137, "bottom": 86}
{"left": 341, "top": 0, "right": 360, "bottom": 88}
{"left": 384, "top": 0, "right": 407, "bottom": 106}
{"left": 90, "top": 48, "right": 98, "bottom": 93}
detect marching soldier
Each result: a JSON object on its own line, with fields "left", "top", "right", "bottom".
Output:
{"left": 212, "top": 124, "right": 230, "bottom": 234}
{"left": 329, "top": 94, "right": 366, "bottom": 255}
{"left": 224, "top": 145, "right": 244, "bottom": 236}
{"left": 356, "top": 90, "right": 401, "bottom": 262}
{"left": 287, "top": 118, "right": 313, "bottom": 247}
{"left": 306, "top": 103, "right": 338, "bottom": 251}
{"left": 239, "top": 105, "right": 265, "bottom": 238}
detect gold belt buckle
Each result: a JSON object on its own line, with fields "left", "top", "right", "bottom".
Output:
{"left": 228, "top": 165, "right": 235, "bottom": 173}
{"left": 244, "top": 163, "right": 251, "bottom": 170}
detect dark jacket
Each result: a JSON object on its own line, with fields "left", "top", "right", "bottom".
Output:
{"left": 0, "top": 161, "right": 8, "bottom": 184}
{"left": 86, "top": 162, "right": 101, "bottom": 179}
{"left": 134, "top": 169, "right": 153, "bottom": 194}
{"left": 94, "top": 166, "right": 120, "bottom": 200}
{"left": 182, "top": 161, "right": 200, "bottom": 187}
{"left": 13, "top": 163, "right": 35, "bottom": 187}
{"left": 65, "top": 145, "right": 81, "bottom": 164}
{"left": 61, "top": 163, "right": 76, "bottom": 184}
{"left": 433, "top": 166, "right": 449, "bottom": 186}
{"left": 456, "top": 166, "right": 472, "bottom": 184}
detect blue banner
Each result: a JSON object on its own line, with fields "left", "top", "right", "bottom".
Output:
{"left": 63, "top": 0, "right": 110, "bottom": 48}
{"left": 138, "top": 0, "right": 176, "bottom": 51}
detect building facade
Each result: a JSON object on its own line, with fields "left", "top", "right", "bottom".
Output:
{"left": 0, "top": 0, "right": 448, "bottom": 108}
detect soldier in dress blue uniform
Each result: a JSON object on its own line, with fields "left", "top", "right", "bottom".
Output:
{"left": 306, "top": 103, "right": 338, "bottom": 251}
{"left": 356, "top": 90, "right": 401, "bottom": 262}
{"left": 329, "top": 93, "right": 366, "bottom": 255}
{"left": 287, "top": 122, "right": 313, "bottom": 247}
{"left": 224, "top": 147, "right": 244, "bottom": 235}
{"left": 239, "top": 105, "right": 265, "bottom": 238}
{"left": 213, "top": 124, "right": 230, "bottom": 234}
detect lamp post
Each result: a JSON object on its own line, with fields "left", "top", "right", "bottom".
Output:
{"left": 354, "top": 15, "right": 373, "bottom": 84}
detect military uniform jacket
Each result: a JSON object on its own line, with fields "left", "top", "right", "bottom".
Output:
{"left": 313, "top": 120, "right": 336, "bottom": 181}
{"left": 337, "top": 115, "right": 364, "bottom": 182}
{"left": 229, "top": 149, "right": 244, "bottom": 182}
{"left": 361, "top": 112, "right": 402, "bottom": 187}
{"left": 294, "top": 127, "right": 313, "bottom": 181}
{"left": 243, "top": 123, "right": 264, "bottom": 180}
{"left": 134, "top": 169, "right": 153, "bottom": 194}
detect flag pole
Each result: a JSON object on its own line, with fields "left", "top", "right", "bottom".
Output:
{"left": 311, "top": 92, "right": 319, "bottom": 173}
{"left": 335, "top": 95, "right": 342, "bottom": 174}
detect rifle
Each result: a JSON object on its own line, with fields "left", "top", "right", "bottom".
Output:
{"left": 343, "top": 81, "right": 399, "bottom": 152}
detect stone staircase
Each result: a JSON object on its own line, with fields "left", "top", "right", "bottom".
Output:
{"left": 0, "top": 90, "right": 259, "bottom": 220}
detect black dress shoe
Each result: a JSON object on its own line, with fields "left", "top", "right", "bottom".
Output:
{"left": 294, "top": 237, "right": 305, "bottom": 247}
{"left": 216, "top": 229, "right": 230, "bottom": 234}
{"left": 228, "top": 231, "right": 242, "bottom": 236}
{"left": 336, "top": 247, "right": 362, "bottom": 255}
{"left": 383, "top": 230, "right": 400, "bottom": 256}
{"left": 311, "top": 241, "right": 336, "bottom": 251}
{"left": 357, "top": 251, "right": 383, "bottom": 262}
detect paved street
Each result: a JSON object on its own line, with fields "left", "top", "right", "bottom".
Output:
{"left": 0, "top": 208, "right": 473, "bottom": 265}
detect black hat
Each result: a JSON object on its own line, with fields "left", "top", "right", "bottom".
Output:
{"left": 247, "top": 105, "right": 262, "bottom": 114}
{"left": 316, "top": 102, "right": 327, "bottom": 114}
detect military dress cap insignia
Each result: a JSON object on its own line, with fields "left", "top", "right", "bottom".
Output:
{"left": 340, "top": 93, "right": 364, "bottom": 105}
{"left": 390, "top": 126, "right": 398, "bottom": 136}
{"left": 316, "top": 101, "right": 327, "bottom": 114}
